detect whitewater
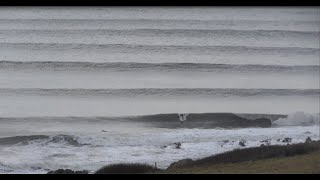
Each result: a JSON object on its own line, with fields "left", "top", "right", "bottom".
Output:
{"left": 0, "top": 7, "right": 319, "bottom": 174}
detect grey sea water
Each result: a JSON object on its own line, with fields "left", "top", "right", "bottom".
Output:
{"left": 0, "top": 7, "right": 319, "bottom": 174}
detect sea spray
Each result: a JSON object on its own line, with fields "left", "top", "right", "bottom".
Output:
{"left": 273, "top": 111, "right": 320, "bottom": 126}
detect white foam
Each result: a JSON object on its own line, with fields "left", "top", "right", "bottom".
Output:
{"left": 0, "top": 126, "right": 319, "bottom": 174}
{"left": 273, "top": 111, "right": 320, "bottom": 126}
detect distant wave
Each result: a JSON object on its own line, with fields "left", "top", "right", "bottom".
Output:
{"left": 0, "top": 135, "right": 48, "bottom": 146}
{"left": 1, "top": 112, "right": 317, "bottom": 131}
{"left": 0, "top": 61, "right": 318, "bottom": 73}
{"left": 0, "top": 29, "right": 318, "bottom": 37}
{"left": 0, "top": 18, "right": 317, "bottom": 23}
{"left": 1, "top": 43, "right": 318, "bottom": 55}
{"left": 0, "top": 113, "right": 279, "bottom": 130}
{"left": 0, "top": 134, "right": 87, "bottom": 146}
{"left": 0, "top": 88, "right": 318, "bottom": 98}
{"left": 0, "top": 19, "right": 318, "bottom": 31}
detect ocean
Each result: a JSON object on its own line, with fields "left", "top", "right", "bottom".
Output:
{"left": 0, "top": 7, "right": 319, "bottom": 173}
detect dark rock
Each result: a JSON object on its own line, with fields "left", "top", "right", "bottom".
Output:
{"left": 305, "top": 137, "right": 312, "bottom": 143}
{"left": 174, "top": 142, "right": 182, "bottom": 149}
{"left": 101, "top": 130, "right": 107, "bottom": 132}
{"left": 305, "top": 131, "right": 311, "bottom": 134}
{"left": 277, "top": 139, "right": 281, "bottom": 142}
{"left": 282, "top": 138, "right": 292, "bottom": 143}
{"left": 220, "top": 140, "right": 230, "bottom": 147}
{"left": 31, "top": 166, "right": 42, "bottom": 170}
{"left": 222, "top": 140, "right": 230, "bottom": 144}
{"left": 260, "top": 139, "right": 271, "bottom": 145}
{"left": 47, "top": 169, "right": 89, "bottom": 174}
{"left": 162, "top": 145, "right": 167, "bottom": 148}
{"left": 260, "top": 144, "right": 265, "bottom": 147}
{"left": 260, "top": 139, "right": 271, "bottom": 143}
{"left": 167, "top": 159, "right": 194, "bottom": 170}
{"left": 238, "top": 140, "right": 246, "bottom": 147}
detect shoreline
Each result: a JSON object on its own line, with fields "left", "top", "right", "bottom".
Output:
{"left": 44, "top": 138, "right": 320, "bottom": 174}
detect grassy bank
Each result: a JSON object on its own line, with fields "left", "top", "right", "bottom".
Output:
{"left": 164, "top": 150, "right": 320, "bottom": 174}
{"left": 162, "top": 140, "right": 320, "bottom": 174}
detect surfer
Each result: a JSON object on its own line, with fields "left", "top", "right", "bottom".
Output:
{"left": 178, "top": 113, "right": 188, "bottom": 124}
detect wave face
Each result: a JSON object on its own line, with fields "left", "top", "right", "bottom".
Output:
{"left": 0, "top": 135, "right": 49, "bottom": 146}
{"left": 0, "top": 112, "right": 317, "bottom": 134}
{"left": 0, "top": 113, "right": 276, "bottom": 132}
{"left": 0, "top": 135, "right": 86, "bottom": 146}
{"left": 130, "top": 113, "right": 273, "bottom": 128}
{"left": 1, "top": 112, "right": 316, "bottom": 132}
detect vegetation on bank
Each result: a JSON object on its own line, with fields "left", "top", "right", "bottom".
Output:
{"left": 95, "top": 163, "right": 157, "bottom": 174}
{"left": 167, "top": 140, "right": 320, "bottom": 170}
{"left": 165, "top": 150, "right": 320, "bottom": 174}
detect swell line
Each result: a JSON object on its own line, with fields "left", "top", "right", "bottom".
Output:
{"left": 0, "top": 42, "right": 318, "bottom": 53}
{"left": 0, "top": 88, "right": 318, "bottom": 97}
{"left": 0, "top": 29, "right": 318, "bottom": 35}
{"left": 0, "top": 61, "right": 318, "bottom": 73}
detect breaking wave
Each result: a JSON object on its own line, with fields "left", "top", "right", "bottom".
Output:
{"left": 0, "top": 134, "right": 87, "bottom": 146}
{"left": 2, "top": 112, "right": 318, "bottom": 130}
{"left": 0, "top": 113, "right": 277, "bottom": 129}
{"left": 129, "top": 113, "right": 275, "bottom": 128}
{"left": 273, "top": 111, "right": 320, "bottom": 126}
